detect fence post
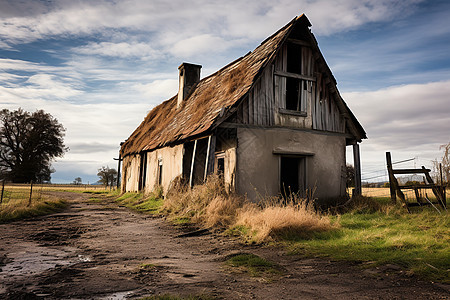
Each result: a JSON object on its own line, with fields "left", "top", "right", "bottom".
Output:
{"left": 28, "top": 181, "right": 33, "bottom": 207}
{"left": 1, "top": 180, "right": 4, "bottom": 204}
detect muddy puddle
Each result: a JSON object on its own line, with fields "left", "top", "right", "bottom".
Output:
{"left": 0, "top": 241, "right": 85, "bottom": 294}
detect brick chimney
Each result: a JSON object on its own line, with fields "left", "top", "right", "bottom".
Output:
{"left": 177, "top": 62, "right": 202, "bottom": 108}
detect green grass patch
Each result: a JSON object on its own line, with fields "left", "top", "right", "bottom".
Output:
{"left": 225, "top": 253, "right": 282, "bottom": 277}
{"left": 139, "top": 263, "right": 156, "bottom": 270}
{"left": 171, "top": 216, "right": 192, "bottom": 225}
{"left": 82, "top": 190, "right": 110, "bottom": 194}
{"left": 115, "top": 192, "right": 163, "bottom": 215}
{"left": 226, "top": 225, "right": 249, "bottom": 237}
{"left": 286, "top": 207, "right": 450, "bottom": 283}
{"left": 0, "top": 195, "right": 67, "bottom": 223}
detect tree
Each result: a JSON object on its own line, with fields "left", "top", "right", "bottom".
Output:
{"left": 346, "top": 164, "right": 355, "bottom": 187}
{"left": 97, "top": 166, "right": 117, "bottom": 187}
{"left": 0, "top": 108, "right": 67, "bottom": 183}
{"left": 73, "top": 177, "right": 82, "bottom": 185}
{"left": 433, "top": 142, "right": 450, "bottom": 186}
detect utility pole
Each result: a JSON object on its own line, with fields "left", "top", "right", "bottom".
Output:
{"left": 113, "top": 142, "right": 124, "bottom": 190}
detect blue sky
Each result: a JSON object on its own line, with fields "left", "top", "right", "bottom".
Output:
{"left": 0, "top": 0, "right": 449, "bottom": 184}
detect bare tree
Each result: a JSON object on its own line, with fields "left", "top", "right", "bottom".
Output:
{"left": 433, "top": 142, "right": 449, "bottom": 186}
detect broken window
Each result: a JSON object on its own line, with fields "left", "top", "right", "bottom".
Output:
{"left": 215, "top": 152, "right": 225, "bottom": 177}
{"left": 280, "top": 156, "right": 306, "bottom": 197}
{"left": 274, "top": 42, "right": 313, "bottom": 115}
{"left": 286, "top": 43, "right": 302, "bottom": 74}
{"left": 157, "top": 158, "right": 163, "bottom": 186}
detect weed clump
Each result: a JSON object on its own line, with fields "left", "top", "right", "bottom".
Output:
{"left": 163, "top": 175, "right": 335, "bottom": 242}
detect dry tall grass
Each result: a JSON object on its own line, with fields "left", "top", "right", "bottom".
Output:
{"left": 164, "top": 175, "right": 335, "bottom": 242}
{"left": 164, "top": 175, "right": 243, "bottom": 228}
{"left": 236, "top": 200, "right": 336, "bottom": 241}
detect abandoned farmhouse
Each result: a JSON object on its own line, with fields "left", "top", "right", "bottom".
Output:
{"left": 119, "top": 14, "right": 366, "bottom": 202}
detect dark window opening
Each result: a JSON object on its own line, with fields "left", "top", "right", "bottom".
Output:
{"left": 287, "top": 43, "right": 302, "bottom": 74}
{"left": 157, "top": 159, "right": 163, "bottom": 186}
{"left": 280, "top": 156, "right": 306, "bottom": 197}
{"left": 285, "top": 78, "right": 307, "bottom": 112}
{"left": 138, "top": 153, "right": 147, "bottom": 191}
{"left": 286, "top": 77, "right": 300, "bottom": 111}
{"left": 217, "top": 157, "right": 225, "bottom": 175}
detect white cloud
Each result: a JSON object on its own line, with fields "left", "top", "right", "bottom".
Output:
{"left": 343, "top": 80, "right": 450, "bottom": 179}
{"left": 133, "top": 79, "right": 178, "bottom": 100}
{"left": 75, "top": 41, "right": 160, "bottom": 59}
{"left": 0, "top": 74, "right": 82, "bottom": 99}
{"left": 0, "top": 0, "right": 425, "bottom": 49}
{"left": 171, "top": 34, "right": 237, "bottom": 58}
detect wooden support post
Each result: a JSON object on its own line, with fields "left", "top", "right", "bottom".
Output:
{"left": 204, "top": 136, "right": 211, "bottom": 181}
{"left": 114, "top": 155, "right": 122, "bottom": 189}
{"left": 204, "top": 136, "right": 216, "bottom": 181}
{"left": 386, "top": 152, "right": 396, "bottom": 202}
{"left": 352, "top": 143, "right": 362, "bottom": 196}
{"left": 189, "top": 140, "right": 197, "bottom": 188}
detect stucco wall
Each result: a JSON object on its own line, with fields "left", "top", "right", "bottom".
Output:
{"left": 236, "top": 127, "right": 346, "bottom": 202}
{"left": 122, "top": 154, "right": 140, "bottom": 192}
{"left": 144, "top": 144, "right": 183, "bottom": 195}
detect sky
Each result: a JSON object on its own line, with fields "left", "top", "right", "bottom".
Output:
{"left": 0, "top": 0, "right": 449, "bottom": 184}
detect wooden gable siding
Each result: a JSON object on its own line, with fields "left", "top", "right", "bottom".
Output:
{"left": 234, "top": 64, "right": 275, "bottom": 126}
{"left": 312, "top": 71, "right": 345, "bottom": 133}
{"left": 232, "top": 40, "right": 345, "bottom": 134}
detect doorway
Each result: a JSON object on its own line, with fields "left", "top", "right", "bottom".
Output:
{"left": 280, "top": 156, "right": 306, "bottom": 197}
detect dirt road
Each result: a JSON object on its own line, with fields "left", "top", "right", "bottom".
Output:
{"left": 0, "top": 192, "right": 448, "bottom": 299}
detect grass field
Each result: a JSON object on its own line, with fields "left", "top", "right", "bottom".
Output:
{"left": 2, "top": 183, "right": 448, "bottom": 283}
{"left": 0, "top": 183, "right": 116, "bottom": 222}
{"left": 285, "top": 205, "right": 449, "bottom": 283}
{"left": 0, "top": 185, "right": 67, "bottom": 223}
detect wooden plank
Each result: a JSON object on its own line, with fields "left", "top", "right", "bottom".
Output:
{"left": 392, "top": 168, "right": 431, "bottom": 174}
{"left": 189, "top": 139, "right": 197, "bottom": 187}
{"left": 286, "top": 38, "right": 311, "bottom": 47}
{"left": 243, "top": 96, "right": 249, "bottom": 124}
{"left": 353, "top": 143, "right": 362, "bottom": 196}
{"left": 204, "top": 136, "right": 211, "bottom": 181}
{"left": 274, "top": 70, "right": 316, "bottom": 82}
{"left": 248, "top": 90, "right": 253, "bottom": 124}
{"left": 268, "top": 64, "right": 274, "bottom": 126}
{"left": 423, "top": 166, "right": 446, "bottom": 209}
{"left": 386, "top": 152, "right": 397, "bottom": 202}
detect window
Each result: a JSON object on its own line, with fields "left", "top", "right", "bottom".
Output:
{"left": 157, "top": 158, "right": 163, "bottom": 186}
{"left": 274, "top": 42, "right": 314, "bottom": 115}
{"left": 215, "top": 152, "right": 225, "bottom": 176}
{"left": 286, "top": 43, "right": 302, "bottom": 74}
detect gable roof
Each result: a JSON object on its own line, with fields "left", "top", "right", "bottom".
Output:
{"left": 120, "top": 14, "right": 365, "bottom": 157}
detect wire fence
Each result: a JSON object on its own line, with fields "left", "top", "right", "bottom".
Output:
{"left": 0, "top": 181, "right": 113, "bottom": 206}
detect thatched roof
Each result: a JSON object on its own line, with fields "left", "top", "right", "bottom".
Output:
{"left": 120, "top": 14, "right": 365, "bottom": 157}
